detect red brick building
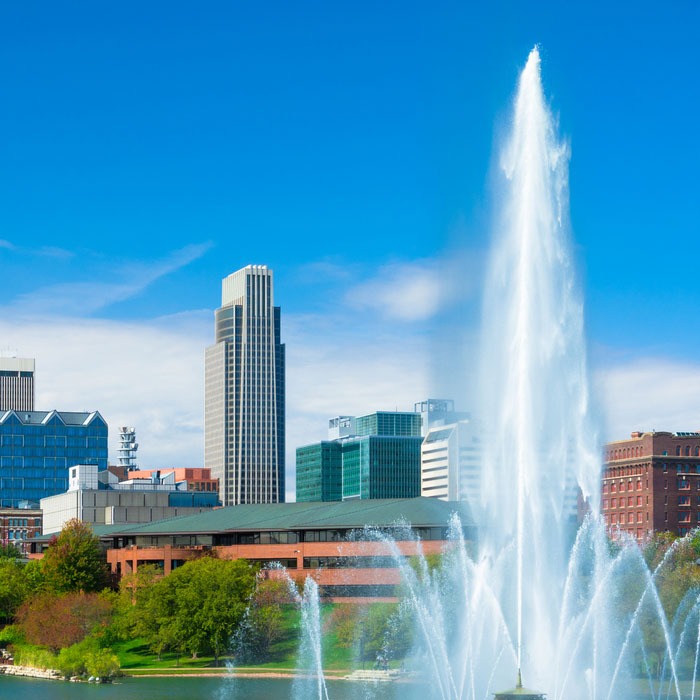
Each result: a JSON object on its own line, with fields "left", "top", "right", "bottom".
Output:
{"left": 602, "top": 431, "right": 700, "bottom": 541}
{"left": 0, "top": 507, "right": 42, "bottom": 557}
{"left": 102, "top": 497, "right": 475, "bottom": 602}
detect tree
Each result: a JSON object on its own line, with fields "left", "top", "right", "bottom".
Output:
{"left": 42, "top": 519, "right": 107, "bottom": 593}
{"left": 16, "top": 591, "right": 112, "bottom": 652}
{"left": 242, "top": 579, "right": 291, "bottom": 660}
{"left": 135, "top": 557, "right": 256, "bottom": 664}
{"left": 0, "top": 543, "right": 21, "bottom": 560}
{"left": 179, "top": 557, "right": 256, "bottom": 663}
{"left": 22, "top": 560, "right": 46, "bottom": 594}
{"left": 110, "top": 564, "right": 161, "bottom": 641}
{"left": 55, "top": 636, "right": 120, "bottom": 679}
{"left": 328, "top": 602, "right": 413, "bottom": 664}
{"left": 0, "top": 558, "right": 29, "bottom": 623}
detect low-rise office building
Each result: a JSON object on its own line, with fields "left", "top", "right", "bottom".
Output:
{"left": 103, "top": 497, "right": 475, "bottom": 602}
{"left": 41, "top": 464, "right": 219, "bottom": 534}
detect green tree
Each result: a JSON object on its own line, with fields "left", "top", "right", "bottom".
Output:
{"left": 23, "top": 560, "right": 46, "bottom": 594}
{"left": 135, "top": 557, "right": 256, "bottom": 664}
{"left": 111, "top": 564, "right": 161, "bottom": 641}
{"left": 55, "top": 635, "right": 120, "bottom": 679}
{"left": 42, "top": 519, "right": 108, "bottom": 593}
{"left": 182, "top": 557, "right": 256, "bottom": 663}
{"left": 85, "top": 647, "right": 120, "bottom": 679}
{"left": 329, "top": 602, "right": 413, "bottom": 664}
{"left": 0, "top": 543, "right": 21, "bottom": 560}
{"left": 0, "top": 558, "right": 29, "bottom": 623}
{"left": 242, "top": 579, "right": 291, "bottom": 660}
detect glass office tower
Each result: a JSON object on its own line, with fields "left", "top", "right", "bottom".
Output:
{"left": 204, "top": 265, "right": 285, "bottom": 505}
{"left": 296, "top": 411, "right": 422, "bottom": 502}
{"left": 0, "top": 410, "right": 108, "bottom": 508}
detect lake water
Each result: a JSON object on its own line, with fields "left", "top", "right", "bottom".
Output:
{"left": 0, "top": 674, "right": 669, "bottom": 699}
{"left": 0, "top": 675, "right": 407, "bottom": 699}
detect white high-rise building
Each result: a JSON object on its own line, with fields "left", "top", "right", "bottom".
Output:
{"left": 204, "top": 265, "right": 285, "bottom": 505}
{"left": 0, "top": 355, "right": 35, "bottom": 412}
{"left": 421, "top": 418, "right": 481, "bottom": 505}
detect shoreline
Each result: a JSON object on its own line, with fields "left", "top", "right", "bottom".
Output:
{"left": 124, "top": 669, "right": 346, "bottom": 679}
{"left": 0, "top": 664, "right": 62, "bottom": 680}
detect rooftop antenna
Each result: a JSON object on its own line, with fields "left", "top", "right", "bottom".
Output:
{"left": 118, "top": 427, "right": 139, "bottom": 471}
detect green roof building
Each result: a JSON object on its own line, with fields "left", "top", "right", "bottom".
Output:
{"left": 296, "top": 411, "right": 422, "bottom": 503}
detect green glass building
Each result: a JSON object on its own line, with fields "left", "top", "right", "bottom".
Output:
{"left": 296, "top": 441, "right": 342, "bottom": 502}
{"left": 296, "top": 412, "right": 422, "bottom": 502}
{"left": 355, "top": 411, "right": 421, "bottom": 438}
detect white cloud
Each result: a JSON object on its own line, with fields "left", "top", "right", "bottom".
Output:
{"left": 0, "top": 238, "right": 72, "bottom": 257}
{"left": 344, "top": 254, "right": 481, "bottom": 323}
{"left": 595, "top": 357, "right": 700, "bottom": 441}
{"left": 0, "top": 313, "right": 211, "bottom": 469}
{"left": 345, "top": 260, "right": 448, "bottom": 322}
{"left": 1, "top": 242, "right": 212, "bottom": 317}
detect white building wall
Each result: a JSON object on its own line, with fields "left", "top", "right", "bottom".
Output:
{"left": 41, "top": 489, "right": 209, "bottom": 534}
{"left": 421, "top": 420, "right": 482, "bottom": 506}
{"left": 41, "top": 491, "right": 80, "bottom": 534}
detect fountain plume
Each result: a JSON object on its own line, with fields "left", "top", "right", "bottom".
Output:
{"left": 478, "top": 46, "right": 599, "bottom": 687}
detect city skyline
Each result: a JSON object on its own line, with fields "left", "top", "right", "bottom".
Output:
{"left": 0, "top": 3, "right": 698, "bottom": 499}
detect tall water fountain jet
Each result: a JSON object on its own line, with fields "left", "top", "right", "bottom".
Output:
{"left": 477, "top": 45, "right": 599, "bottom": 693}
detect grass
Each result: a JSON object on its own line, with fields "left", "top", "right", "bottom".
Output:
{"left": 115, "top": 639, "right": 227, "bottom": 671}
{"left": 115, "top": 602, "right": 393, "bottom": 676}
{"left": 114, "top": 605, "right": 356, "bottom": 676}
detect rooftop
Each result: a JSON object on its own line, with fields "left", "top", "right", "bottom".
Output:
{"left": 0, "top": 410, "right": 105, "bottom": 427}
{"left": 97, "top": 497, "right": 474, "bottom": 537}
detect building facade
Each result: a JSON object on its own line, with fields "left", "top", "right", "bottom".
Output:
{"left": 205, "top": 265, "right": 285, "bottom": 506}
{"left": 102, "top": 498, "right": 476, "bottom": 602}
{"left": 0, "top": 356, "right": 35, "bottom": 412}
{"left": 0, "top": 410, "right": 108, "bottom": 508}
{"left": 0, "top": 507, "right": 42, "bottom": 557}
{"left": 602, "top": 431, "right": 700, "bottom": 540}
{"left": 296, "top": 442, "right": 342, "bottom": 502}
{"left": 421, "top": 420, "right": 481, "bottom": 502}
{"left": 296, "top": 411, "right": 422, "bottom": 502}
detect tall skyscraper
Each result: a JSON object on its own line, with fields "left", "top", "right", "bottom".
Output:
{"left": 0, "top": 356, "right": 35, "bottom": 412}
{"left": 204, "top": 265, "right": 285, "bottom": 505}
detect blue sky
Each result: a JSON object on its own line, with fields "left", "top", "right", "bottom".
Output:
{"left": 1, "top": 2, "right": 698, "bottom": 492}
